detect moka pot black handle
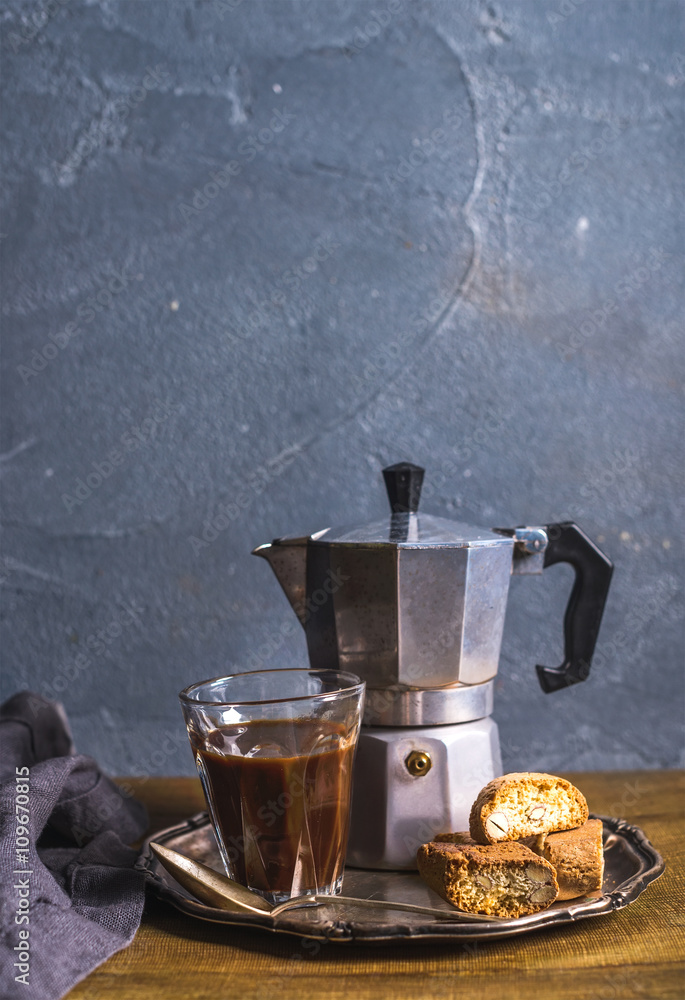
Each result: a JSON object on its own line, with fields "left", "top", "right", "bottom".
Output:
{"left": 536, "top": 522, "right": 614, "bottom": 693}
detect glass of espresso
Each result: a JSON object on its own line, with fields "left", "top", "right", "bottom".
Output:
{"left": 179, "top": 668, "right": 365, "bottom": 904}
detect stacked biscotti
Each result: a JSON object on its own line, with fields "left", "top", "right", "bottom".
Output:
{"left": 417, "top": 772, "right": 604, "bottom": 917}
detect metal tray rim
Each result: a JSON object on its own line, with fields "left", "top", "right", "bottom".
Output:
{"left": 136, "top": 812, "right": 664, "bottom": 944}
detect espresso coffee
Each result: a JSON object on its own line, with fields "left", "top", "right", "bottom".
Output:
{"left": 192, "top": 718, "right": 355, "bottom": 898}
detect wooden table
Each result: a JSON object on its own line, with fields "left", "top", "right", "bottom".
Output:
{"left": 68, "top": 771, "right": 684, "bottom": 1000}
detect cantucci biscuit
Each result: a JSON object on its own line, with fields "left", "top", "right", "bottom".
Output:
{"left": 416, "top": 840, "right": 559, "bottom": 918}
{"left": 435, "top": 830, "right": 546, "bottom": 852}
{"left": 434, "top": 831, "right": 476, "bottom": 846}
{"left": 542, "top": 818, "right": 604, "bottom": 899}
{"left": 469, "top": 772, "right": 589, "bottom": 844}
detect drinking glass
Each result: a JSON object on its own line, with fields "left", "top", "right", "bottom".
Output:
{"left": 179, "top": 668, "right": 365, "bottom": 904}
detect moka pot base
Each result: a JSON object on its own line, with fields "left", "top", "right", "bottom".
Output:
{"left": 347, "top": 715, "right": 502, "bottom": 871}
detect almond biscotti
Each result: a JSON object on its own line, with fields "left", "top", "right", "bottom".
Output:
{"left": 434, "top": 831, "right": 476, "bottom": 846}
{"left": 436, "top": 829, "right": 546, "bottom": 853}
{"left": 541, "top": 818, "right": 604, "bottom": 900}
{"left": 469, "top": 772, "right": 589, "bottom": 844}
{"left": 416, "top": 841, "right": 559, "bottom": 918}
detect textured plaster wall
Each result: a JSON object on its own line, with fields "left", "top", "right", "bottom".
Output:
{"left": 1, "top": 0, "right": 683, "bottom": 777}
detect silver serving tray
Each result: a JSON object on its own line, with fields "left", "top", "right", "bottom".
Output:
{"left": 136, "top": 813, "right": 664, "bottom": 943}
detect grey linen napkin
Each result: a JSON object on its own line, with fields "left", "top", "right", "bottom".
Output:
{"left": 0, "top": 692, "right": 148, "bottom": 1000}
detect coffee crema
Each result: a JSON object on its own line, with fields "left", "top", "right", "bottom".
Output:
{"left": 192, "top": 718, "right": 355, "bottom": 898}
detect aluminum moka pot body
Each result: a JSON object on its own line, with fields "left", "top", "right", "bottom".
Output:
{"left": 254, "top": 462, "right": 613, "bottom": 870}
{"left": 257, "top": 515, "right": 518, "bottom": 693}
{"left": 253, "top": 462, "right": 614, "bottom": 720}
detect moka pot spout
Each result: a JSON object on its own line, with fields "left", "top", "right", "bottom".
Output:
{"left": 251, "top": 537, "right": 308, "bottom": 627}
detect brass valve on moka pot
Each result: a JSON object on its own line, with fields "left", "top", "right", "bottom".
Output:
{"left": 253, "top": 463, "right": 613, "bottom": 869}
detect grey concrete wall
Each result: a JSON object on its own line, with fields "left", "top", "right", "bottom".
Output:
{"left": 1, "top": 0, "right": 683, "bottom": 777}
